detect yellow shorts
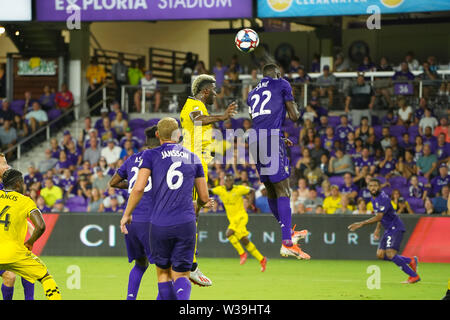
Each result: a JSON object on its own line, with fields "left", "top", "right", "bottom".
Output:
{"left": 228, "top": 215, "right": 250, "bottom": 240}
{"left": 0, "top": 252, "right": 48, "bottom": 284}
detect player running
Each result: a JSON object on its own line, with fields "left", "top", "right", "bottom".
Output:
{"left": 211, "top": 174, "right": 267, "bottom": 271}
{"left": 247, "top": 63, "right": 309, "bottom": 260}
{"left": 121, "top": 117, "right": 212, "bottom": 300}
{"left": 0, "top": 153, "right": 35, "bottom": 300}
{"left": 0, "top": 168, "right": 62, "bottom": 300}
{"left": 109, "top": 126, "right": 159, "bottom": 300}
{"left": 348, "top": 178, "right": 420, "bottom": 284}
{"left": 180, "top": 74, "right": 238, "bottom": 286}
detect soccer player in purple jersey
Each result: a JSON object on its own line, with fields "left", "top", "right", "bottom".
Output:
{"left": 120, "top": 118, "right": 212, "bottom": 300}
{"left": 247, "top": 64, "right": 309, "bottom": 260}
{"left": 348, "top": 178, "right": 421, "bottom": 284}
{"left": 109, "top": 126, "right": 158, "bottom": 300}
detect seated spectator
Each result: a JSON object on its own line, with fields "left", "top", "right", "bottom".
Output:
{"left": 333, "top": 53, "right": 350, "bottom": 72}
{"left": 329, "top": 148, "right": 354, "bottom": 176}
{"left": 310, "top": 136, "right": 327, "bottom": 162}
{"left": 428, "top": 163, "right": 450, "bottom": 197}
{"left": 335, "top": 195, "right": 354, "bottom": 214}
{"left": 66, "top": 140, "right": 82, "bottom": 168}
{"left": 296, "top": 178, "right": 310, "bottom": 204}
{"left": 242, "top": 68, "right": 260, "bottom": 102}
{"left": 341, "top": 172, "right": 359, "bottom": 201}
{"left": 355, "top": 117, "right": 374, "bottom": 145}
{"left": 295, "top": 148, "right": 313, "bottom": 175}
{"left": 355, "top": 147, "right": 376, "bottom": 176}
{"left": 25, "top": 102, "right": 48, "bottom": 133}
{"left": 422, "top": 126, "right": 438, "bottom": 151}
{"left": 378, "top": 147, "right": 397, "bottom": 179}
{"left": 321, "top": 126, "right": 336, "bottom": 153}
{"left": 319, "top": 153, "right": 330, "bottom": 176}
{"left": 391, "top": 189, "right": 414, "bottom": 214}
{"left": 39, "top": 85, "right": 56, "bottom": 110}
{"left": 403, "top": 51, "right": 420, "bottom": 71}
{"left": 38, "top": 148, "right": 58, "bottom": 174}
{"left": 303, "top": 189, "right": 323, "bottom": 214}
{"left": 319, "top": 179, "right": 332, "bottom": 199}
{"left": 393, "top": 61, "right": 415, "bottom": 82}
{"left": 352, "top": 198, "right": 372, "bottom": 215}
{"left": 45, "top": 169, "right": 60, "bottom": 187}
{"left": 397, "top": 150, "right": 417, "bottom": 180}
{"left": 358, "top": 55, "right": 376, "bottom": 72}
{"left": 101, "top": 139, "right": 121, "bottom": 165}
{"left": 418, "top": 61, "right": 439, "bottom": 99}
{"left": 92, "top": 167, "right": 111, "bottom": 194}
{"left": 40, "top": 178, "right": 63, "bottom": 207}
{"left": 104, "top": 195, "right": 124, "bottom": 213}
{"left": 255, "top": 185, "right": 270, "bottom": 213}
{"left": 382, "top": 110, "right": 397, "bottom": 127}
{"left": 336, "top": 115, "right": 354, "bottom": 144}
{"left": 315, "top": 65, "right": 336, "bottom": 107}
{"left": 376, "top": 56, "right": 393, "bottom": 72}
{"left": 97, "top": 156, "right": 115, "bottom": 176}
{"left": 103, "top": 187, "right": 126, "bottom": 210}
{"left": 413, "top": 135, "right": 424, "bottom": 162}
{"left": 424, "top": 197, "right": 435, "bottom": 215}
{"left": 109, "top": 101, "right": 128, "bottom": 121}
{"left": 98, "top": 117, "right": 118, "bottom": 146}
{"left": 303, "top": 158, "right": 325, "bottom": 189}
{"left": 414, "top": 98, "right": 428, "bottom": 124}
{"left": 87, "top": 187, "right": 104, "bottom": 212}
{"left": 84, "top": 137, "right": 102, "bottom": 166}
{"left": 120, "top": 127, "right": 142, "bottom": 150}
{"left": 419, "top": 109, "right": 439, "bottom": 137}
{"left": 111, "top": 111, "right": 128, "bottom": 139}
{"left": 134, "top": 70, "right": 161, "bottom": 113}
{"left": 316, "top": 114, "right": 329, "bottom": 137}
{"left": 51, "top": 199, "right": 69, "bottom": 213}
{"left": 74, "top": 175, "right": 92, "bottom": 199}
{"left": 294, "top": 203, "right": 307, "bottom": 215}
{"left": 434, "top": 117, "right": 449, "bottom": 142}
{"left": 77, "top": 160, "right": 93, "bottom": 179}
{"left": 416, "top": 144, "right": 438, "bottom": 180}
{"left": 49, "top": 137, "right": 62, "bottom": 159}
{"left": 95, "top": 107, "right": 110, "bottom": 131}
{"left": 323, "top": 185, "right": 342, "bottom": 214}
{"left": 0, "top": 99, "right": 15, "bottom": 125}
{"left": 408, "top": 175, "right": 427, "bottom": 201}
{"left": 55, "top": 83, "right": 74, "bottom": 110}
{"left": 59, "top": 168, "right": 76, "bottom": 197}
{"left": 435, "top": 133, "right": 450, "bottom": 165}
{"left": 399, "top": 132, "right": 413, "bottom": 151}
{"left": 396, "top": 97, "right": 413, "bottom": 126}
{"left": 21, "top": 91, "right": 37, "bottom": 115}
{"left": 380, "top": 126, "right": 391, "bottom": 151}
{"left": 432, "top": 185, "right": 449, "bottom": 214}
{"left": 55, "top": 150, "right": 73, "bottom": 174}
{"left": 36, "top": 196, "right": 51, "bottom": 213}
{"left": 0, "top": 120, "right": 17, "bottom": 158}
{"left": 59, "top": 130, "right": 77, "bottom": 151}
{"left": 24, "top": 163, "right": 43, "bottom": 190}
{"left": 120, "top": 140, "right": 138, "bottom": 160}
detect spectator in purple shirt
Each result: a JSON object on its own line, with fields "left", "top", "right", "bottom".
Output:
{"left": 358, "top": 56, "right": 376, "bottom": 72}
{"left": 55, "top": 150, "right": 72, "bottom": 174}
{"left": 321, "top": 126, "right": 336, "bottom": 152}
{"left": 66, "top": 140, "right": 83, "bottom": 167}
{"left": 212, "top": 58, "right": 228, "bottom": 91}
{"left": 428, "top": 164, "right": 450, "bottom": 197}
{"left": 120, "top": 127, "right": 142, "bottom": 150}
{"left": 421, "top": 126, "right": 438, "bottom": 152}
{"left": 399, "top": 132, "right": 414, "bottom": 151}
{"left": 378, "top": 147, "right": 397, "bottom": 178}
{"left": 408, "top": 175, "right": 427, "bottom": 202}
{"left": 24, "top": 163, "right": 43, "bottom": 190}
{"left": 392, "top": 62, "right": 415, "bottom": 83}
{"left": 341, "top": 172, "right": 359, "bottom": 202}
{"left": 335, "top": 115, "right": 354, "bottom": 144}
{"left": 59, "top": 168, "right": 76, "bottom": 196}
{"left": 50, "top": 137, "right": 62, "bottom": 159}
{"left": 436, "top": 133, "right": 450, "bottom": 164}
{"left": 355, "top": 147, "right": 376, "bottom": 176}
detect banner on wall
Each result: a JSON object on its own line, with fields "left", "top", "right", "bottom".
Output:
{"left": 37, "top": 213, "right": 450, "bottom": 262}
{"left": 17, "top": 58, "right": 58, "bottom": 76}
{"left": 258, "top": 0, "right": 450, "bottom": 18}
{"left": 35, "top": 0, "right": 253, "bottom": 21}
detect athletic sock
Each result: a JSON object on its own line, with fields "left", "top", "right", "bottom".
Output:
{"left": 1, "top": 284, "right": 14, "bottom": 300}
{"left": 228, "top": 235, "right": 245, "bottom": 256}
{"left": 173, "top": 277, "right": 191, "bottom": 300}
{"left": 21, "top": 278, "right": 34, "bottom": 300}
{"left": 277, "top": 197, "right": 293, "bottom": 242}
{"left": 391, "top": 255, "right": 418, "bottom": 277}
{"left": 268, "top": 198, "right": 280, "bottom": 223}
{"left": 157, "top": 281, "right": 177, "bottom": 300}
{"left": 190, "top": 262, "right": 198, "bottom": 272}
{"left": 245, "top": 242, "right": 264, "bottom": 262}
{"left": 41, "top": 275, "right": 62, "bottom": 300}
{"left": 398, "top": 255, "right": 412, "bottom": 265}
{"left": 127, "top": 263, "right": 148, "bottom": 300}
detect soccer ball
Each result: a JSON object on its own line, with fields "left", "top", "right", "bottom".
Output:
{"left": 235, "top": 28, "right": 259, "bottom": 53}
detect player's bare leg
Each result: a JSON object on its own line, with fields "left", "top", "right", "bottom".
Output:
{"left": 1, "top": 271, "right": 15, "bottom": 300}
{"left": 269, "top": 179, "right": 310, "bottom": 260}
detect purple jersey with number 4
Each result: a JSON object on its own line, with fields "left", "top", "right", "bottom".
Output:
{"left": 372, "top": 191, "right": 405, "bottom": 232}
{"left": 141, "top": 143, "right": 204, "bottom": 227}
{"left": 117, "top": 151, "right": 153, "bottom": 223}
{"left": 247, "top": 76, "right": 294, "bottom": 133}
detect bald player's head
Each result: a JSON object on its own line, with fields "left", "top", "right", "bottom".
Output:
{"left": 157, "top": 117, "right": 180, "bottom": 142}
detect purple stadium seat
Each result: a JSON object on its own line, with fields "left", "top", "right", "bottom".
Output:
{"left": 129, "top": 118, "right": 148, "bottom": 131}
{"left": 407, "top": 197, "right": 425, "bottom": 214}
{"left": 371, "top": 115, "right": 380, "bottom": 126}
{"left": 147, "top": 118, "right": 160, "bottom": 127}
{"left": 133, "top": 128, "right": 146, "bottom": 142}
{"left": 399, "top": 186, "right": 410, "bottom": 198}
{"left": 389, "top": 176, "right": 407, "bottom": 188}
{"left": 65, "top": 196, "right": 87, "bottom": 212}
{"left": 389, "top": 125, "right": 407, "bottom": 138}
{"left": 382, "top": 186, "right": 393, "bottom": 195}
{"left": 284, "top": 118, "right": 296, "bottom": 128}
{"left": 375, "top": 176, "right": 386, "bottom": 185}
{"left": 328, "top": 176, "right": 345, "bottom": 188}
{"left": 417, "top": 175, "right": 428, "bottom": 185}
{"left": 48, "top": 109, "right": 62, "bottom": 122}
{"left": 373, "top": 125, "right": 382, "bottom": 140}
{"left": 328, "top": 116, "right": 340, "bottom": 127}
{"left": 10, "top": 100, "right": 24, "bottom": 116}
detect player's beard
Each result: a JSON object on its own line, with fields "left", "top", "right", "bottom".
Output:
{"left": 370, "top": 189, "right": 381, "bottom": 197}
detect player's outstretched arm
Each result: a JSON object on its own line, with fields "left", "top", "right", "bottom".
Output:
{"left": 348, "top": 212, "right": 383, "bottom": 232}
{"left": 24, "top": 209, "right": 46, "bottom": 251}
{"left": 109, "top": 173, "right": 128, "bottom": 190}
{"left": 285, "top": 100, "right": 300, "bottom": 122}
{"left": 191, "top": 101, "right": 238, "bottom": 126}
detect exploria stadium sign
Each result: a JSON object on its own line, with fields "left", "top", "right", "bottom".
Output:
{"left": 258, "top": 0, "right": 450, "bottom": 18}
{"left": 35, "top": 0, "right": 253, "bottom": 21}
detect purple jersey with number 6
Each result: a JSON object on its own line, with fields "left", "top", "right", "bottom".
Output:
{"left": 141, "top": 143, "right": 204, "bottom": 227}
{"left": 117, "top": 151, "right": 153, "bottom": 223}
{"left": 247, "top": 76, "right": 294, "bottom": 133}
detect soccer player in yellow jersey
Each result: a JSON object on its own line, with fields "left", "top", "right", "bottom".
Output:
{"left": 180, "top": 74, "right": 238, "bottom": 286}
{"left": 212, "top": 174, "right": 267, "bottom": 272}
{"left": 0, "top": 169, "right": 61, "bottom": 300}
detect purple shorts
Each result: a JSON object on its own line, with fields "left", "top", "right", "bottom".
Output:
{"left": 124, "top": 222, "right": 154, "bottom": 264}
{"left": 149, "top": 220, "right": 196, "bottom": 273}
{"left": 250, "top": 134, "right": 290, "bottom": 184}
{"left": 378, "top": 229, "right": 404, "bottom": 251}
{"left": 0, "top": 270, "right": 4, "bottom": 276}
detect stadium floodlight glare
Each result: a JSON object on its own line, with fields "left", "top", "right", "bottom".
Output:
{"left": 0, "top": 27, "right": 5, "bottom": 35}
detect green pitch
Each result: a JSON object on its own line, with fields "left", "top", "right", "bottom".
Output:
{"left": 10, "top": 257, "right": 449, "bottom": 300}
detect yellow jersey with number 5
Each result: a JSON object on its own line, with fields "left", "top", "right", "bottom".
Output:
{"left": 0, "top": 190, "right": 38, "bottom": 264}
{"left": 180, "top": 97, "right": 213, "bottom": 159}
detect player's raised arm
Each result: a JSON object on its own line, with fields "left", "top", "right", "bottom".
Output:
{"left": 191, "top": 101, "right": 238, "bottom": 126}
{"left": 109, "top": 172, "right": 128, "bottom": 190}
{"left": 348, "top": 212, "right": 384, "bottom": 232}
{"left": 24, "top": 209, "right": 46, "bottom": 251}
{"left": 121, "top": 168, "right": 150, "bottom": 234}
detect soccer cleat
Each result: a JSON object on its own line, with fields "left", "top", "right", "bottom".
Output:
{"left": 260, "top": 257, "right": 267, "bottom": 272}
{"left": 409, "top": 256, "right": 419, "bottom": 274}
{"left": 240, "top": 252, "right": 248, "bottom": 265}
{"left": 189, "top": 266, "right": 213, "bottom": 287}
{"left": 291, "top": 224, "right": 308, "bottom": 245}
{"left": 402, "top": 275, "right": 421, "bottom": 284}
{"left": 280, "top": 244, "right": 311, "bottom": 260}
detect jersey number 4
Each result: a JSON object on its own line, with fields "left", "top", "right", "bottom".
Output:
{"left": 249, "top": 90, "right": 272, "bottom": 119}
{"left": 0, "top": 206, "right": 11, "bottom": 231}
